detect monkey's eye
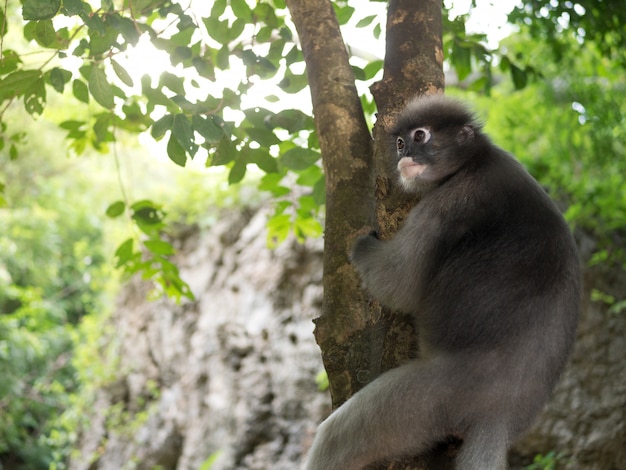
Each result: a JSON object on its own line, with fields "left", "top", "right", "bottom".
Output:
{"left": 412, "top": 127, "right": 431, "bottom": 144}
{"left": 396, "top": 137, "right": 405, "bottom": 151}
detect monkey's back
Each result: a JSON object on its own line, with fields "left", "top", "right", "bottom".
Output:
{"left": 416, "top": 147, "right": 580, "bottom": 366}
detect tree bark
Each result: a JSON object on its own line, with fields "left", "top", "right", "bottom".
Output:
{"left": 285, "top": 0, "right": 378, "bottom": 407}
{"left": 288, "top": 0, "right": 452, "bottom": 468}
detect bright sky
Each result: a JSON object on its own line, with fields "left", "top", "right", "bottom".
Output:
{"left": 449, "top": 0, "right": 520, "bottom": 46}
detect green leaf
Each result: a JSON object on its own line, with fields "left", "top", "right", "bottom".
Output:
{"left": 88, "top": 66, "right": 114, "bottom": 109}
{"left": 0, "top": 70, "right": 40, "bottom": 101}
{"left": 373, "top": 23, "right": 381, "bottom": 39}
{"left": 131, "top": 200, "right": 165, "bottom": 235}
{"left": 229, "top": 18, "right": 246, "bottom": 41}
{"left": 333, "top": 4, "right": 355, "bottom": 25}
{"left": 125, "top": 0, "right": 163, "bottom": 15}
{"left": 144, "top": 239, "right": 175, "bottom": 256}
{"left": 151, "top": 114, "right": 173, "bottom": 140}
{"left": 294, "top": 216, "right": 322, "bottom": 239}
{"left": 198, "top": 453, "right": 222, "bottom": 470}
{"left": 278, "top": 70, "right": 308, "bottom": 94}
{"left": 87, "top": 19, "right": 118, "bottom": 55}
{"left": 297, "top": 195, "right": 317, "bottom": 215}
{"left": 120, "top": 100, "right": 150, "bottom": 130}
{"left": 111, "top": 59, "right": 133, "bottom": 87}
{"left": 93, "top": 113, "right": 113, "bottom": 143}
{"left": 59, "top": 120, "right": 86, "bottom": 141}
{"left": 510, "top": 64, "right": 528, "bottom": 90}
{"left": 62, "top": 0, "right": 91, "bottom": 16}
{"left": 106, "top": 200, "right": 126, "bottom": 218}
{"left": 172, "top": 114, "right": 194, "bottom": 153}
{"left": 259, "top": 173, "right": 289, "bottom": 197}
{"left": 0, "top": 50, "right": 21, "bottom": 74}
{"left": 451, "top": 38, "right": 472, "bottom": 81}
{"left": 211, "top": 0, "right": 227, "bottom": 16}
{"left": 356, "top": 15, "right": 376, "bottom": 28}
{"left": 467, "top": 76, "right": 489, "bottom": 93}
{"left": 315, "top": 370, "right": 329, "bottom": 391}
{"left": 245, "top": 127, "right": 280, "bottom": 147}
{"left": 295, "top": 164, "right": 322, "bottom": 187}
{"left": 254, "top": 2, "right": 279, "bottom": 27}
{"left": 170, "top": 26, "right": 194, "bottom": 47}
{"left": 117, "top": 16, "right": 139, "bottom": 46}
{"left": 255, "top": 25, "right": 272, "bottom": 43}
{"left": 244, "top": 147, "right": 278, "bottom": 173}
{"left": 0, "top": 8, "right": 7, "bottom": 37}
{"left": 228, "top": 157, "right": 247, "bottom": 184}
{"left": 243, "top": 106, "right": 272, "bottom": 128}
{"left": 269, "top": 109, "right": 312, "bottom": 133}
{"left": 192, "top": 114, "right": 223, "bottom": 143}
{"left": 167, "top": 133, "right": 187, "bottom": 167}
{"left": 172, "top": 46, "right": 192, "bottom": 65}
{"left": 48, "top": 67, "right": 71, "bottom": 93}
{"left": 23, "top": 19, "right": 57, "bottom": 47}
{"left": 72, "top": 79, "right": 89, "bottom": 103}
{"left": 216, "top": 44, "right": 230, "bottom": 69}
{"left": 352, "top": 65, "right": 365, "bottom": 81}
{"left": 284, "top": 44, "right": 303, "bottom": 65}
{"left": 210, "top": 136, "right": 236, "bottom": 166}
{"left": 267, "top": 213, "right": 291, "bottom": 247}
{"left": 280, "top": 147, "right": 320, "bottom": 171}
{"left": 312, "top": 176, "right": 325, "bottom": 205}
{"left": 363, "top": 60, "right": 383, "bottom": 80}
{"left": 22, "top": 0, "right": 60, "bottom": 20}
{"left": 192, "top": 56, "right": 215, "bottom": 80}
{"left": 230, "top": 0, "right": 252, "bottom": 19}
{"left": 203, "top": 17, "right": 230, "bottom": 45}
{"left": 23, "top": 77, "right": 46, "bottom": 115}
{"left": 159, "top": 71, "right": 185, "bottom": 95}
{"left": 9, "top": 143, "right": 18, "bottom": 160}
{"left": 114, "top": 238, "right": 135, "bottom": 268}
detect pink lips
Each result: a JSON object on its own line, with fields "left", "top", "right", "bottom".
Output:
{"left": 398, "top": 157, "right": 426, "bottom": 180}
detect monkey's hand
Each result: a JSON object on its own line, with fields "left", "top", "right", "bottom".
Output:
{"left": 349, "top": 231, "right": 380, "bottom": 266}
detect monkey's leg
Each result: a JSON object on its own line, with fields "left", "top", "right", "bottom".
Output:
{"left": 305, "top": 359, "right": 456, "bottom": 470}
{"left": 454, "top": 422, "right": 509, "bottom": 470}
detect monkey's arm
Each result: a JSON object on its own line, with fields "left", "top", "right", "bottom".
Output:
{"left": 349, "top": 215, "right": 439, "bottom": 313}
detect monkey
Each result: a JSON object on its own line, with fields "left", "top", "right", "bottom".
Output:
{"left": 304, "top": 94, "right": 581, "bottom": 470}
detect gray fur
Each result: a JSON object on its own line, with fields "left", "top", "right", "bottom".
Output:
{"left": 305, "top": 95, "right": 581, "bottom": 470}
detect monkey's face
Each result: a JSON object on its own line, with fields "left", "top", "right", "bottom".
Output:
{"left": 395, "top": 127, "right": 433, "bottom": 183}
{"left": 393, "top": 124, "right": 475, "bottom": 193}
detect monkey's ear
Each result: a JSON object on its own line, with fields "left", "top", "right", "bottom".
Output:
{"left": 456, "top": 125, "right": 475, "bottom": 144}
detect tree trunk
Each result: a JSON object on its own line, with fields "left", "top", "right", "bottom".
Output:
{"left": 285, "top": 0, "right": 378, "bottom": 407}
{"left": 288, "top": 0, "right": 452, "bottom": 468}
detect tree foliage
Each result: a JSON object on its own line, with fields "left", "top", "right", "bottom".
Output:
{"left": 476, "top": 30, "right": 626, "bottom": 266}
{"left": 0, "top": 125, "right": 108, "bottom": 468}
{"left": 1, "top": 0, "right": 325, "bottom": 300}
{"left": 0, "top": 0, "right": 547, "bottom": 298}
{"left": 509, "top": 0, "right": 626, "bottom": 66}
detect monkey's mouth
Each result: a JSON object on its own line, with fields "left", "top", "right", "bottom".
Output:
{"left": 398, "top": 157, "right": 427, "bottom": 180}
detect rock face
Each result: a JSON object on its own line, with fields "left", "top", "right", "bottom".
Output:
{"left": 70, "top": 208, "right": 328, "bottom": 470}
{"left": 70, "top": 208, "right": 625, "bottom": 470}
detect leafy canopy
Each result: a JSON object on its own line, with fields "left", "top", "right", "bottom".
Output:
{"left": 1, "top": 0, "right": 625, "bottom": 295}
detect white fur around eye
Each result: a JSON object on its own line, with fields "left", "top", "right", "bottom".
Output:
{"left": 412, "top": 127, "right": 431, "bottom": 144}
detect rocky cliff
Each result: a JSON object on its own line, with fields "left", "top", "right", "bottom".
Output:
{"left": 70, "top": 207, "right": 625, "bottom": 470}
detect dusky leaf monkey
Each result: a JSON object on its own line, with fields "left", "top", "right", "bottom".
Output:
{"left": 305, "top": 95, "right": 581, "bottom": 470}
